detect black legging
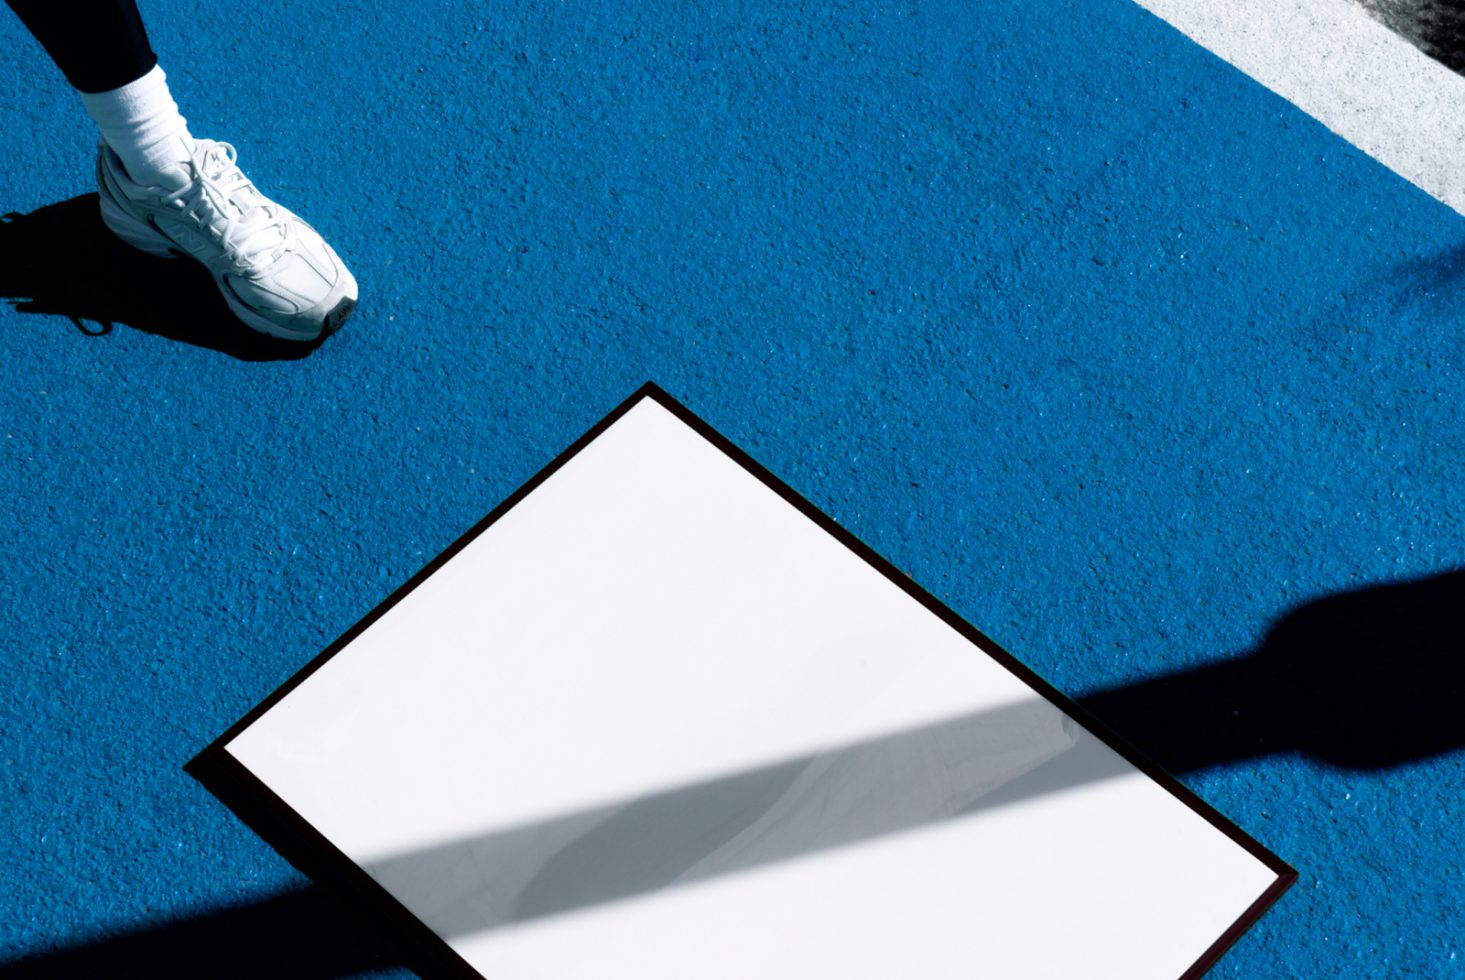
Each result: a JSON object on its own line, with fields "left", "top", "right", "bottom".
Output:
{"left": 4, "top": 0, "right": 156, "bottom": 93}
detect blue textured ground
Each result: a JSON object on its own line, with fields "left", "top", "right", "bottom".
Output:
{"left": 2, "top": 0, "right": 1462, "bottom": 976}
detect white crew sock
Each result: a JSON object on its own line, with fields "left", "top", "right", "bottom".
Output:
{"left": 79, "top": 64, "right": 196, "bottom": 189}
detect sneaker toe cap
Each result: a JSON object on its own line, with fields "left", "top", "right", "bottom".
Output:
{"left": 224, "top": 247, "right": 358, "bottom": 340}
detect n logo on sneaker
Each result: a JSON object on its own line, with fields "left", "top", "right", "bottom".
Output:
{"left": 147, "top": 213, "right": 207, "bottom": 257}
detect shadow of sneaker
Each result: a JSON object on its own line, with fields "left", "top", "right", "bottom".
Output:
{"left": 1, "top": 194, "right": 324, "bottom": 361}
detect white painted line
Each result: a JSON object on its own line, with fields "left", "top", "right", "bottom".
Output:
{"left": 1134, "top": 0, "right": 1465, "bottom": 216}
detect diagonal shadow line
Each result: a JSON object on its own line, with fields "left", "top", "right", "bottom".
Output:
{"left": 0, "top": 706, "right": 1121, "bottom": 980}
{"left": 1, "top": 567, "right": 1459, "bottom": 978}
{"left": 0, "top": 701, "right": 1100, "bottom": 980}
{"left": 354, "top": 698, "right": 1096, "bottom": 938}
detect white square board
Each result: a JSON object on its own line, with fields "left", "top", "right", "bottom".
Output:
{"left": 195, "top": 385, "right": 1293, "bottom": 979}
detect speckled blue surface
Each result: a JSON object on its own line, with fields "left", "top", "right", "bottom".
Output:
{"left": 1, "top": 0, "right": 1462, "bottom": 976}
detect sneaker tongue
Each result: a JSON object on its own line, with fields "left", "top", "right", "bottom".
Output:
{"left": 198, "top": 153, "right": 262, "bottom": 218}
{"left": 202, "top": 152, "right": 287, "bottom": 258}
{"left": 222, "top": 173, "right": 265, "bottom": 218}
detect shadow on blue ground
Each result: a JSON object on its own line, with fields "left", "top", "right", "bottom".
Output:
{"left": 0, "top": 196, "right": 324, "bottom": 361}
{"left": 1, "top": 568, "right": 1460, "bottom": 979}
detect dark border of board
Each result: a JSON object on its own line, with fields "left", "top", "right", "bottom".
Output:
{"left": 188, "top": 381, "right": 1297, "bottom": 980}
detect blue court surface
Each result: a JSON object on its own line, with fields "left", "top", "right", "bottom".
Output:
{"left": 1, "top": 0, "right": 1461, "bottom": 976}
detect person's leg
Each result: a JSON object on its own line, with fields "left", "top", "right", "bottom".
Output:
{"left": 3, "top": 0, "right": 155, "bottom": 94}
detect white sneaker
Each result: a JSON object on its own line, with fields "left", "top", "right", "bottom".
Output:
{"left": 97, "top": 137, "right": 357, "bottom": 341}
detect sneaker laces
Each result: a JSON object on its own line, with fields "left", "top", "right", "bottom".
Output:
{"left": 160, "top": 140, "right": 291, "bottom": 269}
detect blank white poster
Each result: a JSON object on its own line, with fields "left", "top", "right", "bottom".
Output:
{"left": 221, "top": 391, "right": 1289, "bottom": 979}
